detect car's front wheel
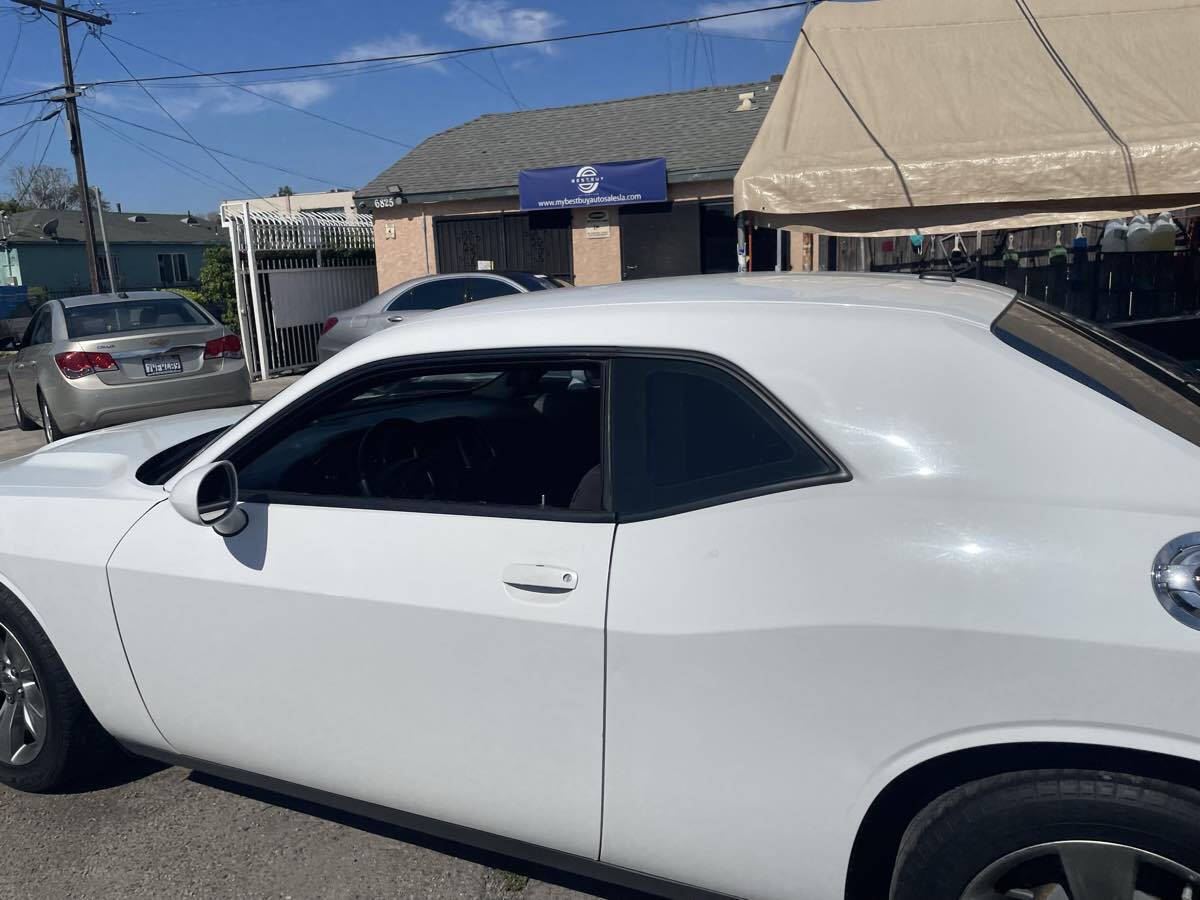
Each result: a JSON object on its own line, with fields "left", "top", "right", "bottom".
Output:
{"left": 891, "top": 769, "right": 1200, "bottom": 900}
{"left": 0, "top": 585, "right": 109, "bottom": 792}
{"left": 8, "top": 378, "right": 36, "bottom": 432}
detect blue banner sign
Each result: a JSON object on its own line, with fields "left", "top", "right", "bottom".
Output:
{"left": 519, "top": 157, "right": 667, "bottom": 211}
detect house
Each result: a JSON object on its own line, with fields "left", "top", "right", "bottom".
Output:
{"left": 0, "top": 208, "right": 224, "bottom": 299}
{"left": 355, "top": 80, "right": 794, "bottom": 290}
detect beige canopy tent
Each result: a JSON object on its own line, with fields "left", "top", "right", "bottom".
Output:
{"left": 735, "top": 0, "right": 1200, "bottom": 236}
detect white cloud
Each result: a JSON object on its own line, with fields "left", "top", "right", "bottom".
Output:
{"left": 338, "top": 32, "right": 450, "bottom": 73}
{"left": 444, "top": 1, "right": 563, "bottom": 51}
{"left": 696, "top": 1, "right": 806, "bottom": 38}
{"left": 249, "top": 80, "right": 336, "bottom": 108}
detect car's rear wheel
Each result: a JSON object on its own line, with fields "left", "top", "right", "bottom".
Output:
{"left": 37, "top": 391, "right": 62, "bottom": 443}
{"left": 0, "top": 586, "right": 110, "bottom": 792}
{"left": 8, "top": 378, "right": 36, "bottom": 431}
{"left": 890, "top": 770, "right": 1200, "bottom": 900}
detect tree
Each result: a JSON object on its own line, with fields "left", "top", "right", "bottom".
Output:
{"left": 198, "top": 245, "right": 239, "bottom": 333}
{"left": 2, "top": 164, "right": 111, "bottom": 210}
{"left": 274, "top": 185, "right": 294, "bottom": 197}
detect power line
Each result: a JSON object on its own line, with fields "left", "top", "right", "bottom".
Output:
{"left": 102, "top": 32, "right": 412, "bottom": 147}
{"left": 82, "top": 110, "right": 245, "bottom": 195}
{"left": 77, "top": 3, "right": 811, "bottom": 88}
{"left": 92, "top": 35, "right": 265, "bottom": 200}
{"left": 490, "top": 50, "right": 525, "bottom": 111}
{"left": 13, "top": 111, "right": 62, "bottom": 204}
{"left": 80, "top": 107, "right": 344, "bottom": 187}
{"left": 0, "top": 18, "right": 23, "bottom": 98}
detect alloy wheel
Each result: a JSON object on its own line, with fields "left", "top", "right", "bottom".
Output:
{"left": 0, "top": 621, "right": 46, "bottom": 766}
{"left": 961, "top": 840, "right": 1200, "bottom": 900}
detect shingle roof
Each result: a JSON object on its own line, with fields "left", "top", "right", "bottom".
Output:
{"left": 356, "top": 80, "right": 778, "bottom": 202}
{"left": 1, "top": 209, "right": 224, "bottom": 245}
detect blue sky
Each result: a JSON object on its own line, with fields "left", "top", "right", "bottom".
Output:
{"left": 0, "top": 1, "right": 806, "bottom": 213}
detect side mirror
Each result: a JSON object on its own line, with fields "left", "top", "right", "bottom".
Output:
{"left": 169, "top": 460, "right": 248, "bottom": 537}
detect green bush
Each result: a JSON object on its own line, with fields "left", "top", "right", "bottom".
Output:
{"left": 198, "top": 246, "right": 238, "bottom": 334}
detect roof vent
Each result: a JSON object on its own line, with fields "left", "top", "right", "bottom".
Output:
{"left": 735, "top": 91, "right": 758, "bottom": 112}
{"left": 41, "top": 218, "right": 58, "bottom": 239}
{"left": 180, "top": 213, "right": 198, "bottom": 224}
{"left": 129, "top": 214, "right": 147, "bottom": 223}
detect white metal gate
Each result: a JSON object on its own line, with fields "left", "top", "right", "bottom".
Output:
{"left": 221, "top": 203, "right": 376, "bottom": 379}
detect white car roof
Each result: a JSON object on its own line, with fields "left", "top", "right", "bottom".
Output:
{"left": 378, "top": 272, "right": 1011, "bottom": 339}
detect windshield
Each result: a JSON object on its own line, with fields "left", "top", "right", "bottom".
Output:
{"left": 992, "top": 295, "right": 1200, "bottom": 449}
{"left": 64, "top": 296, "right": 212, "bottom": 339}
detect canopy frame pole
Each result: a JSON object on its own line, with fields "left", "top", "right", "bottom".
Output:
{"left": 736, "top": 212, "right": 747, "bottom": 272}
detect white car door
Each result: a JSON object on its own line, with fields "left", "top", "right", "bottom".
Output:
{"left": 108, "top": 356, "right": 612, "bottom": 857}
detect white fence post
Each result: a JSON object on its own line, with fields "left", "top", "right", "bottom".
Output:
{"left": 241, "top": 202, "right": 272, "bottom": 381}
{"left": 223, "top": 205, "right": 255, "bottom": 377}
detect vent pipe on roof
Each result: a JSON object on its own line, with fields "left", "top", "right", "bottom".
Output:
{"left": 735, "top": 91, "right": 757, "bottom": 111}
{"left": 116, "top": 202, "right": 122, "bottom": 213}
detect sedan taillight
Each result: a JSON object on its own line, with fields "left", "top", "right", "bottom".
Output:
{"left": 204, "top": 334, "right": 243, "bottom": 359}
{"left": 321, "top": 317, "right": 338, "bottom": 335}
{"left": 54, "top": 351, "right": 118, "bottom": 379}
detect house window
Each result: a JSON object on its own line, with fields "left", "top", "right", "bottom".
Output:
{"left": 98, "top": 255, "right": 121, "bottom": 291}
{"left": 157, "top": 253, "right": 190, "bottom": 285}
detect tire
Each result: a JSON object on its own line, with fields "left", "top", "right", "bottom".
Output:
{"left": 0, "top": 585, "right": 111, "bottom": 792}
{"left": 37, "top": 390, "right": 62, "bottom": 443}
{"left": 890, "top": 769, "right": 1200, "bottom": 900}
{"left": 8, "top": 377, "right": 37, "bottom": 431}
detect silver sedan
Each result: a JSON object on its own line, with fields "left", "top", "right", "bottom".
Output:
{"left": 316, "top": 271, "right": 570, "bottom": 363}
{"left": 7, "top": 290, "right": 251, "bottom": 442}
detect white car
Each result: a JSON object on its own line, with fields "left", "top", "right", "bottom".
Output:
{"left": 2, "top": 273, "right": 1200, "bottom": 900}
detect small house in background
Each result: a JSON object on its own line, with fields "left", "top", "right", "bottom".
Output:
{"left": 0, "top": 208, "right": 224, "bottom": 300}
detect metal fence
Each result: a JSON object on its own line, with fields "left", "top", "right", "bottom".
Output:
{"left": 221, "top": 203, "right": 376, "bottom": 379}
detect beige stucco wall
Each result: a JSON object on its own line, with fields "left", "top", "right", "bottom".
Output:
{"left": 371, "top": 179, "right": 738, "bottom": 292}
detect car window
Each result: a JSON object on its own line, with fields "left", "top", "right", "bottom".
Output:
{"left": 466, "top": 278, "right": 520, "bottom": 302}
{"left": 611, "top": 357, "right": 840, "bottom": 517}
{"left": 232, "top": 360, "right": 606, "bottom": 514}
{"left": 993, "top": 295, "right": 1200, "bottom": 449}
{"left": 387, "top": 279, "right": 468, "bottom": 312}
{"left": 63, "top": 297, "right": 210, "bottom": 339}
{"left": 503, "top": 272, "right": 570, "bottom": 291}
{"left": 29, "top": 308, "right": 51, "bottom": 345}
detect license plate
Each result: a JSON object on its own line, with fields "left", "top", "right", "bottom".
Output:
{"left": 143, "top": 354, "right": 182, "bottom": 377}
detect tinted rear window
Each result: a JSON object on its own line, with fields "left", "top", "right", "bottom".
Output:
{"left": 993, "top": 296, "right": 1200, "bottom": 448}
{"left": 504, "top": 272, "right": 570, "bottom": 291}
{"left": 64, "top": 297, "right": 210, "bottom": 338}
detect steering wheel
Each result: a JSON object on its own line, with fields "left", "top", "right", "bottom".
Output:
{"left": 357, "top": 418, "right": 438, "bottom": 500}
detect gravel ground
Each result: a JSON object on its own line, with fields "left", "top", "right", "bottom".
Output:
{"left": 0, "top": 754, "right": 627, "bottom": 899}
{"left": 0, "top": 365, "right": 631, "bottom": 899}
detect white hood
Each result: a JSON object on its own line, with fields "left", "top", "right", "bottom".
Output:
{"left": 0, "top": 406, "right": 251, "bottom": 497}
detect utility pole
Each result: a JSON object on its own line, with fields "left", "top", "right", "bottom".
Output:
{"left": 9, "top": 0, "right": 111, "bottom": 294}
{"left": 93, "top": 186, "right": 115, "bottom": 294}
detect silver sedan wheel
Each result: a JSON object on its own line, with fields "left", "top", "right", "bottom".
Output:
{"left": 0, "top": 622, "right": 46, "bottom": 766}
{"left": 961, "top": 840, "right": 1200, "bottom": 900}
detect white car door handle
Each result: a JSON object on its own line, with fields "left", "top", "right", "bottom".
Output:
{"left": 502, "top": 564, "right": 578, "bottom": 593}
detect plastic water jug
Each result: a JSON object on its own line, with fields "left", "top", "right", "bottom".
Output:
{"left": 1101, "top": 219, "right": 1128, "bottom": 253}
{"left": 1125, "top": 215, "right": 1153, "bottom": 252}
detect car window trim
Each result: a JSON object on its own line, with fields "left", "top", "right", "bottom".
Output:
{"left": 220, "top": 346, "right": 847, "bottom": 524}
{"left": 607, "top": 349, "right": 851, "bottom": 523}
{"left": 222, "top": 348, "right": 617, "bottom": 523}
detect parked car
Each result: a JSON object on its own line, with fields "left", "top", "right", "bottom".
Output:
{"left": 6, "top": 290, "right": 251, "bottom": 443}
{"left": 0, "top": 294, "right": 33, "bottom": 351}
{"left": 5, "top": 273, "right": 1200, "bottom": 900}
{"left": 316, "top": 270, "right": 570, "bottom": 363}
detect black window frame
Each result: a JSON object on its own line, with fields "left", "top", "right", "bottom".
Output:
{"left": 216, "top": 347, "right": 848, "bottom": 524}
{"left": 222, "top": 349, "right": 616, "bottom": 524}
